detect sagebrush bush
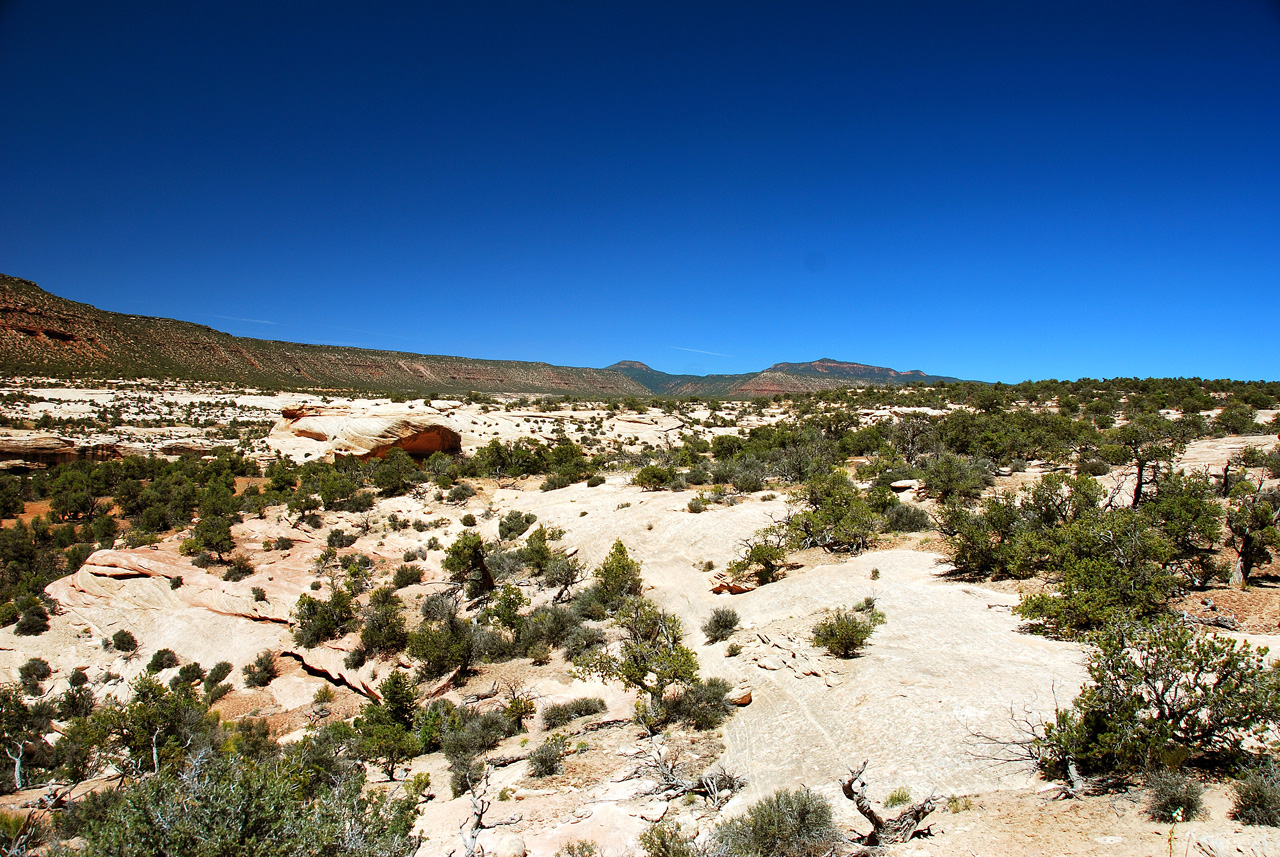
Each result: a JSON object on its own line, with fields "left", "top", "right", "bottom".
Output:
{"left": 529, "top": 734, "right": 567, "bottom": 777}
{"left": 884, "top": 503, "right": 932, "bottom": 532}
{"left": 541, "top": 697, "right": 607, "bottom": 730}
{"left": 702, "top": 607, "right": 740, "bottom": 643}
{"left": 714, "top": 787, "right": 840, "bottom": 857}
{"left": 1145, "top": 768, "right": 1203, "bottom": 822}
{"left": 811, "top": 598, "right": 885, "bottom": 658}
{"left": 1231, "top": 764, "right": 1280, "bottom": 826}
{"left": 663, "top": 677, "right": 734, "bottom": 730}
{"left": 638, "top": 821, "right": 699, "bottom": 857}
{"left": 562, "top": 625, "right": 605, "bottom": 660}
{"left": 223, "top": 553, "right": 255, "bottom": 582}
{"left": 447, "top": 483, "right": 476, "bottom": 504}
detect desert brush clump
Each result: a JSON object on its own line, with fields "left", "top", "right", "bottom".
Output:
{"left": 701, "top": 607, "right": 740, "bottom": 643}
{"left": 1230, "top": 762, "right": 1280, "bottom": 826}
{"left": 1144, "top": 768, "right": 1204, "bottom": 822}
{"left": 541, "top": 697, "right": 608, "bottom": 730}
{"left": 811, "top": 597, "right": 885, "bottom": 658}
{"left": 713, "top": 787, "right": 841, "bottom": 857}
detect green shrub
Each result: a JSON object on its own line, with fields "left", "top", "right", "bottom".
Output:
{"left": 447, "top": 483, "right": 476, "bottom": 504}
{"left": 884, "top": 503, "right": 931, "bottom": 532}
{"left": 175, "top": 662, "right": 206, "bottom": 686}
{"left": 634, "top": 466, "right": 675, "bottom": 491}
{"left": 0, "top": 602, "right": 17, "bottom": 627}
{"left": 714, "top": 787, "right": 839, "bottom": 857}
{"left": 222, "top": 553, "right": 255, "bottom": 582}
{"left": 498, "top": 510, "right": 537, "bottom": 541}
{"left": 272, "top": 536, "right": 295, "bottom": 551}
{"left": 540, "top": 473, "right": 574, "bottom": 491}
{"left": 562, "top": 625, "right": 605, "bottom": 660}
{"left": 170, "top": 575, "right": 183, "bottom": 589}
{"left": 393, "top": 564, "right": 423, "bottom": 589}
{"left": 292, "top": 590, "right": 357, "bottom": 648}
{"left": 204, "top": 661, "right": 232, "bottom": 690}
{"left": 343, "top": 647, "right": 367, "bottom": 669}
{"left": 1231, "top": 763, "right": 1280, "bottom": 826}
{"left": 251, "top": 586, "right": 267, "bottom": 602}
{"left": 702, "top": 607, "right": 739, "bottom": 643}
{"left": 586, "top": 475, "right": 605, "bottom": 487}
{"left": 460, "top": 513, "right": 477, "bottom": 527}
{"left": 360, "top": 587, "right": 408, "bottom": 657}
{"left": 14, "top": 603, "right": 49, "bottom": 636}
{"left": 529, "top": 734, "right": 567, "bottom": 777}
{"left": 541, "top": 697, "right": 607, "bottom": 730}
{"left": 242, "top": 651, "right": 277, "bottom": 687}
{"left": 811, "top": 598, "right": 885, "bottom": 658}
{"left": 1145, "top": 768, "right": 1203, "bottom": 822}
{"left": 327, "top": 529, "right": 357, "bottom": 548}
{"left": 18, "top": 657, "right": 51, "bottom": 695}
{"left": 884, "top": 786, "right": 911, "bottom": 808}
{"left": 1036, "top": 621, "right": 1280, "bottom": 780}
{"left": 638, "top": 821, "right": 699, "bottom": 857}
{"left": 147, "top": 648, "right": 179, "bottom": 673}
{"left": 112, "top": 629, "right": 138, "bottom": 652}
{"left": 663, "top": 677, "right": 733, "bottom": 730}
{"left": 919, "top": 453, "right": 994, "bottom": 502}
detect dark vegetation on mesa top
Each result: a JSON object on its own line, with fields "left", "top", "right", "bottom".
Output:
{"left": 0, "top": 273, "right": 957, "bottom": 396}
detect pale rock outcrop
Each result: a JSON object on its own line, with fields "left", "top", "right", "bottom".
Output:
{"left": 268, "top": 404, "right": 462, "bottom": 461}
{"left": 50, "top": 550, "right": 295, "bottom": 623}
{"left": 0, "top": 432, "right": 123, "bottom": 467}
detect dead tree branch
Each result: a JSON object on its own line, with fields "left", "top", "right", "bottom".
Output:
{"left": 839, "top": 761, "right": 936, "bottom": 847}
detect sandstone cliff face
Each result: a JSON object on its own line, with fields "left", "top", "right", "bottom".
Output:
{"left": 268, "top": 403, "right": 463, "bottom": 460}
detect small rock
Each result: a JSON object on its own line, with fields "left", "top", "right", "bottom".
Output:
{"left": 512, "top": 788, "right": 556, "bottom": 799}
{"left": 757, "top": 655, "right": 784, "bottom": 671}
{"left": 825, "top": 675, "right": 843, "bottom": 687}
{"left": 477, "top": 830, "right": 526, "bottom": 857}
{"left": 890, "top": 479, "right": 920, "bottom": 492}
{"left": 636, "top": 801, "right": 668, "bottom": 822}
{"left": 726, "top": 683, "right": 752, "bottom": 705}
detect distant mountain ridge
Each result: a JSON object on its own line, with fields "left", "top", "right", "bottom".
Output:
{"left": 0, "top": 274, "right": 961, "bottom": 396}
{"left": 605, "top": 358, "right": 959, "bottom": 397}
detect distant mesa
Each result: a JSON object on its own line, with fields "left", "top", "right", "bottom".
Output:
{"left": 0, "top": 273, "right": 963, "bottom": 396}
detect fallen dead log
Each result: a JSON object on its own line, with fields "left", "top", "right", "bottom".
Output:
{"left": 1180, "top": 611, "right": 1241, "bottom": 631}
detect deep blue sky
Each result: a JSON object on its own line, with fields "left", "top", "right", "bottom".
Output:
{"left": 2, "top": 2, "right": 1278, "bottom": 383}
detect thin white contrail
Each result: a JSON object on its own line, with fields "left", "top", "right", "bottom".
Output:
{"left": 669, "top": 346, "right": 730, "bottom": 357}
